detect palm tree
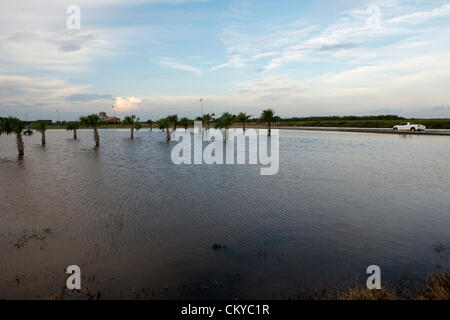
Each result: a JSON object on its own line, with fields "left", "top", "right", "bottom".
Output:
{"left": 146, "top": 119, "right": 153, "bottom": 131}
{"left": 215, "top": 113, "right": 235, "bottom": 141}
{"left": 159, "top": 118, "right": 171, "bottom": 142}
{"left": 66, "top": 121, "right": 80, "bottom": 140}
{"left": 236, "top": 112, "right": 251, "bottom": 133}
{"left": 80, "top": 114, "right": 101, "bottom": 147}
{"left": 33, "top": 120, "right": 48, "bottom": 145}
{"left": 0, "top": 117, "right": 9, "bottom": 136}
{"left": 260, "top": 108, "right": 276, "bottom": 136}
{"left": 1, "top": 117, "right": 26, "bottom": 156}
{"left": 215, "top": 113, "right": 235, "bottom": 130}
{"left": 167, "top": 115, "right": 178, "bottom": 133}
{"left": 122, "top": 115, "right": 141, "bottom": 139}
{"left": 196, "top": 113, "right": 215, "bottom": 132}
{"left": 179, "top": 117, "right": 191, "bottom": 131}
{"left": 158, "top": 120, "right": 165, "bottom": 132}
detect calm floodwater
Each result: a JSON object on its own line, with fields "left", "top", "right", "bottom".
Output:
{"left": 0, "top": 129, "right": 449, "bottom": 299}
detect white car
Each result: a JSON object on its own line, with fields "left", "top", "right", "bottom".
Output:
{"left": 393, "top": 122, "right": 426, "bottom": 132}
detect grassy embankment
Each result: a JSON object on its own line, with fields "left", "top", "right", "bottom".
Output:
{"left": 264, "top": 116, "right": 450, "bottom": 129}
{"left": 312, "top": 273, "right": 449, "bottom": 300}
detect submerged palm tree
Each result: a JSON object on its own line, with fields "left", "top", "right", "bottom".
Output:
{"left": 167, "top": 115, "right": 178, "bottom": 133}
{"left": 215, "top": 113, "right": 235, "bottom": 130}
{"left": 0, "top": 117, "right": 9, "bottom": 136}
{"left": 147, "top": 119, "right": 153, "bottom": 131}
{"left": 66, "top": 121, "right": 80, "bottom": 140}
{"left": 159, "top": 118, "right": 171, "bottom": 142}
{"left": 80, "top": 114, "right": 101, "bottom": 147}
{"left": 260, "top": 108, "right": 277, "bottom": 136}
{"left": 123, "top": 115, "right": 141, "bottom": 139}
{"left": 158, "top": 120, "right": 165, "bottom": 132}
{"left": 236, "top": 112, "right": 251, "bottom": 133}
{"left": 196, "top": 113, "right": 215, "bottom": 132}
{"left": 215, "top": 112, "right": 235, "bottom": 141}
{"left": 1, "top": 117, "right": 26, "bottom": 156}
{"left": 33, "top": 120, "right": 48, "bottom": 145}
{"left": 179, "top": 117, "right": 191, "bottom": 131}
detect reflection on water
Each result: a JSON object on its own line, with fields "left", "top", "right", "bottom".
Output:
{"left": 0, "top": 129, "right": 449, "bottom": 299}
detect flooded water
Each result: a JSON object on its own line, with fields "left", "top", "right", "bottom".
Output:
{"left": 0, "top": 129, "right": 449, "bottom": 299}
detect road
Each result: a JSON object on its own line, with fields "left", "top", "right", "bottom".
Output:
{"left": 238, "top": 126, "right": 450, "bottom": 136}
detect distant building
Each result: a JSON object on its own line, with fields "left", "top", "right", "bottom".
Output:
{"left": 99, "top": 112, "right": 121, "bottom": 124}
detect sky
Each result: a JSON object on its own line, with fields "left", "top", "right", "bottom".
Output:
{"left": 0, "top": 0, "right": 450, "bottom": 121}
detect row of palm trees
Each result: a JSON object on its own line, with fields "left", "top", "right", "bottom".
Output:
{"left": 0, "top": 109, "right": 278, "bottom": 156}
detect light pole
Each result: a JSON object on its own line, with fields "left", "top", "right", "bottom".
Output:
{"left": 200, "top": 98, "right": 203, "bottom": 117}
{"left": 56, "top": 110, "right": 60, "bottom": 125}
{"left": 112, "top": 105, "right": 116, "bottom": 126}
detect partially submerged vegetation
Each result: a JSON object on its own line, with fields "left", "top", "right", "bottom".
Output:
{"left": 65, "top": 121, "right": 80, "bottom": 140}
{"left": 2, "top": 112, "right": 449, "bottom": 155}
{"left": 313, "top": 273, "right": 449, "bottom": 300}
{"left": 122, "top": 115, "right": 141, "bottom": 139}
{"left": 0, "top": 117, "right": 26, "bottom": 156}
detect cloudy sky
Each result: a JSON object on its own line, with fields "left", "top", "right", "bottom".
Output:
{"left": 1, "top": 0, "right": 450, "bottom": 121}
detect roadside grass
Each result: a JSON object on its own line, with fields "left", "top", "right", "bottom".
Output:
{"left": 272, "top": 119, "right": 450, "bottom": 129}
{"left": 328, "top": 273, "right": 449, "bottom": 300}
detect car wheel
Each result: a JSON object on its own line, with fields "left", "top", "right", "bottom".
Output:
{"left": 410, "top": 128, "right": 416, "bottom": 132}
{"left": 393, "top": 128, "right": 398, "bottom": 132}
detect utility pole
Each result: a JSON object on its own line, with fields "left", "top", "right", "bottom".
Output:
{"left": 112, "top": 105, "right": 116, "bottom": 126}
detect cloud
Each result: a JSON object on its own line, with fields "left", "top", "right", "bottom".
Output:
{"left": 387, "top": 4, "right": 450, "bottom": 25}
{"left": 0, "top": 28, "right": 116, "bottom": 72}
{"left": 65, "top": 94, "right": 114, "bottom": 102}
{"left": 158, "top": 58, "right": 203, "bottom": 76}
{"left": 0, "top": 75, "right": 88, "bottom": 108}
{"left": 2, "top": 0, "right": 450, "bottom": 120}
{"left": 113, "top": 97, "right": 142, "bottom": 112}
{"left": 215, "top": 1, "right": 450, "bottom": 73}
{"left": 136, "top": 49, "right": 450, "bottom": 118}
{"left": 215, "top": 3, "right": 318, "bottom": 72}
{"left": 315, "top": 43, "right": 361, "bottom": 52}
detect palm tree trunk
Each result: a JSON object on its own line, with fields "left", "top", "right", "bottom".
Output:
{"left": 16, "top": 132, "right": 24, "bottom": 156}
{"left": 243, "top": 121, "right": 246, "bottom": 133}
{"left": 268, "top": 122, "right": 271, "bottom": 136}
{"left": 166, "top": 128, "right": 171, "bottom": 142}
{"left": 41, "top": 131, "right": 46, "bottom": 145}
{"left": 94, "top": 127, "right": 99, "bottom": 147}
{"left": 172, "top": 125, "right": 177, "bottom": 138}
{"left": 131, "top": 127, "right": 134, "bottom": 139}
{"left": 73, "top": 129, "right": 77, "bottom": 140}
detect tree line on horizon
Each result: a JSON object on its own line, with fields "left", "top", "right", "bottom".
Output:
{"left": 0, "top": 109, "right": 278, "bottom": 156}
